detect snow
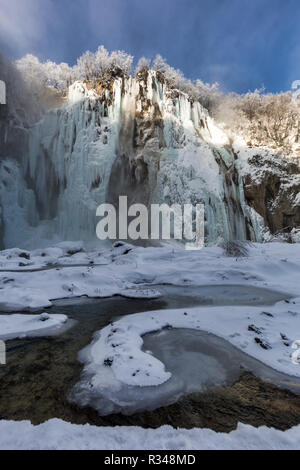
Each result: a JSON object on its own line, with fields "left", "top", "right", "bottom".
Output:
{"left": 0, "top": 287, "right": 52, "bottom": 312}
{"left": 0, "top": 240, "right": 300, "bottom": 415}
{"left": 1, "top": 68, "right": 299, "bottom": 449}
{"left": 0, "top": 241, "right": 299, "bottom": 311}
{"left": 120, "top": 288, "right": 162, "bottom": 299}
{"left": 291, "top": 228, "right": 300, "bottom": 243}
{"left": 0, "top": 419, "right": 299, "bottom": 450}
{"left": 40, "top": 240, "right": 298, "bottom": 415}
{"left": 234, "top": 137, "right": 300, "bottom": 202}
{"left": 0, "top": 312, "right": 69, "bottom": 340}
{"left": 68, "top": 81, "right": 98, "bottom": 104}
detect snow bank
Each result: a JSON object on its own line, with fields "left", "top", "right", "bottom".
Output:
{"left": 0, "top": 241, "right": 88, "bottom": 271}
{"left": 0, "top": 419, "right": 299, "bottom": 450}
{"left": 0, "top": 241, "right": 300, "bottom": 312}
{"left": 0, "top": 313, "right": 69, "bottom": 340}
{"left": 0, "top": 288, "right": 52, "bottom": 312}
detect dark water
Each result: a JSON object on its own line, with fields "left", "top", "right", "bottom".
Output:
{"left": 0, "top": 285, "right": 297, "bottom": 423}
{"left": 0, "top": 296, "right": 166, "bottom": 422}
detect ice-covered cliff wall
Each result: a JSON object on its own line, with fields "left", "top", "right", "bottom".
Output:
{"left": 0, "top": 70, "right": 263, "bottom": 248}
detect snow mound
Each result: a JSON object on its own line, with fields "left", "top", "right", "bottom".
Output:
{"left": 0, "top": 419, "right": 299, "bottom": 450}
{"left": 0, "top": 313, "right": 70, "bottom": 340}
{"left": 0, "top": 288, "right": 52, "bottom": 312}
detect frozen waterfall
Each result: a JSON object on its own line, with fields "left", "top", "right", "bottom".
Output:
{"left": 0, "top": 71, "right": 263, "bottom": 248}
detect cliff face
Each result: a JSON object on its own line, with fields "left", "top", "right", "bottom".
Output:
{"left": 242, "top": 154, "right": 300, "bottom": 235}
{"left": 0, "top": 69, "right": 299, "bottom": 248}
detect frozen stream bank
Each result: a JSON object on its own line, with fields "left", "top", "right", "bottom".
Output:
{"left": 71, "top": 286, "right": 300, "bottom": 416}
{"left": 0, "top": 284, "right": 299, "bottom": 430}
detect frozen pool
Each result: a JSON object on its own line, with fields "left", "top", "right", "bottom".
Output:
{"left": 72, "top": 327, "right": 300, "bottom": 416}
{"left": 143, "top": 328, "right": 300, "bottom": 395}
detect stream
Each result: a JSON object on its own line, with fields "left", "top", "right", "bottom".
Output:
{"left": 0, "top": 284, "right": 299, "bottom": 428}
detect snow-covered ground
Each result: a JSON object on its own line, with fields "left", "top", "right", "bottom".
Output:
{"left": 1, "top": 241, "right": 300, "bottom": 377}
{"left": 0, "top": 240, "right": 300, "bottom": 448}
{"left": 0, "top": 241, "right": 299, "bottom": 312}
{"left": 0, "top": 312, "right": 69, "bottom": 340}
{"left": 0, "top": 419, "right": 299, "bottom": 450}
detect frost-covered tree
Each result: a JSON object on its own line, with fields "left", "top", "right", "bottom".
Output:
{"left": 239, "top": 89, "right": 263, "bottom": 121}
{"left": 213, "top": 89, "right": 300, "bottom": 155}
{"left": 154, "top": 55, "right": 185, "bottom": 90}
{"left": 76, "top": 46, "right": 133, "bottom": 80}
{"left": 16, "top": 54, "right": 48, "bottom": 97}
{"left": 110, "top": 50, "right": 133, "bottom": 75}
{"left": 153, "top": 54, "right": 221, "bottom": 110}
{"left": 17, "top": 55, "right": 73, "bottom": 92}
{"left": 195, "top": 80, "right": 222, "bottom": 112}
{"left": 1, "top": 53, "right": 44, "bottom": 126}
{"left": 154, "top": 54, "right": 168, "bottom": 74}
{"left": 44, "top": 61, "right": 74, "bottom": 90}
{"left": 250, "top": 93, "right": 299, "bottom": 151}
{"left": 94, "top": 45, "right": 111, "bottom": 75}
{"left": 135, "top": 57, "right": 151, "bottom": 74}
{"left": 76, "top": 51, "right": 98, "bottom": 81}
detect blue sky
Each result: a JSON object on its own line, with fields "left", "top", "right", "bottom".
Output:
{"left": 0, "top": 0, "right": 300, "bottom": 93}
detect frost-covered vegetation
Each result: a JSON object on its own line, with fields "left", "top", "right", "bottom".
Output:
{"left": 215, "top": 90, "right": 300, "bottom": 157}
{"left": 2, "top": 45, "right": 300, "bottom": 157}
{"left": 0, "top": 52, "right": 43, "bottom": 126}
{"left": 16, "top": 46, "right": 133, "bottom": 92}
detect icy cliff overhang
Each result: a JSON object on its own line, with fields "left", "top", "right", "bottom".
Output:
{"left": 66, "top": 70, "right": 230, "bottom": 149}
